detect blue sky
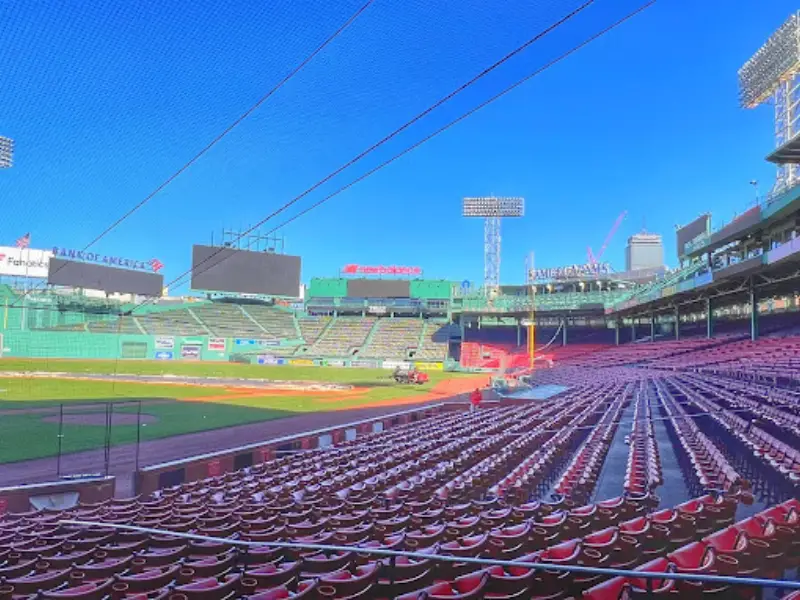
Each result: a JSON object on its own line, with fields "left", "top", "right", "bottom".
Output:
{"left": 0, "top": 0, "right": 796, "bottom": 292}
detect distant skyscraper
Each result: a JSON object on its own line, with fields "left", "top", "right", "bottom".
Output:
{"left": 626, "top": 233, "right": 664, "bottom": 272}
{"left": 0, "top": 136, "right": 13, "bottom": 168}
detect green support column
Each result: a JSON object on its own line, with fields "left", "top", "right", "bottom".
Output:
{"left": 674, "top": 306, "right": 680, "bottom": 341}
{"left": 562, "top": 319, "right": 568, "bottom": 346}
{"left": 750, "top": 280, "right": 759, "bottom": 341}
{"left": 650, "top": 314, "right": 655, "bottom": 341}
{"left": 516, "top": 323, "right": 521, "bottom": 347}
{"left": 706, "top": 298, "right": 713, "bottom": 339}
{"left": 615, "top": 321, "right": 620, "bottom": 346}
{"left": 630, "top": 320, "right": 636, "bottom": 343}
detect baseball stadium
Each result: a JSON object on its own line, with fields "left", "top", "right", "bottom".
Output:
{"left": 2, "top": 3, "right": 800, "bottom": 600}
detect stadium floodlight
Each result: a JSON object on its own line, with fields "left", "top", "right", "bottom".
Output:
{"left": 739, "top": 12, "right": 800, "bottom": 192}
{"left": 0, "top": 136, "right": 13, "bottom": 168}
{"left": 462, "top": 196, "right": 524, "bottom": 218}
{"left": 462, "top": 196, "right": 525, "bottom": 290}
{"left": 739, "top": 13, "right": 800, "bottom": 109}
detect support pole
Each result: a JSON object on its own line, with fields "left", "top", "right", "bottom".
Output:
{"left": 750, "top": 279, "right": 759, "bottom": 341}
{"left": 650, "top": 313, "right": 655, "bottom": 341}
{"left": 706, "top": 297, "right": 713, "bottom": 339}
{"left": 562, "top": 318, "right": 567, "bottom": 347}
{"left": 615, "top": 321, "right": 620, "bottom": 346}
{"left": 56, "top": 403, "right": 64, "bottom": 477}
{"left": 674, "top": 306, "right": 680, "bottom": 341}
{"left": 484, "top": 216, "right": 501, "bottom": 290}
{"left": 630, "top": 320, "right": 636, "bottom": 343}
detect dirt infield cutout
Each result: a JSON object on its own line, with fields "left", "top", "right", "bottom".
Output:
{"left": 41, "top": 413, "right": 158, "bottom": 426}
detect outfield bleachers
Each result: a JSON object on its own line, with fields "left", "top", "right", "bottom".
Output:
{"left": 308, "top": 316, "right": 376, "bottom": 358}
{"left": 360, "top": 318, "right": 423, "bottom": 360}
{"left": 415, "top": 321, "right": 455, "bottom": 361}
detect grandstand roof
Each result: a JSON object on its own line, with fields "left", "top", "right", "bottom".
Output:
{"left": 608, "top": 255, "right": 800, "bottom": 318}
{"left": 766, "top": 135, "right": 800, "bottom": 164}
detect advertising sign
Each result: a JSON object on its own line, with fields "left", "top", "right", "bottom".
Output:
{"left": 290, "top": 359, "right": 314, "bottom": 367}
{"left": 154, "top": 351, "right": 173, "bottom": 360}
{"left": 154, "top": 337, "right": 175, "bottom": 350}
{"left": 181, "top": 344, "right": 201, "bottom": 359}
{"left": 0, "top": 246, "right": 52, "bottom": 278}
{"left": 327, "top": 359, "right": 346, "bottom": 367}
{"left": 383, "top": 360, "right": 411, "bottom": 370}
{"left": 235, "top": 338, "right": 280, "bottom": 347}
{"left": 415, "top": 361, "right": 444, "bottom": 371}
{"left": 342, "top": 264, "right": 422, "bottom": 276}
{"left": 531, "top": 262, "right": 611, "bottom": 281}
{"left": 351, "top": 359, "right": 379, "bottom": 368}
{"left": 208, "top": 337, "right": 226, "bottom": 351}
{"left": 51, "top": 246, "right": 163, "bottom": 272}
{"left": 257, "top": 354, "right": 279, "bottom": 365}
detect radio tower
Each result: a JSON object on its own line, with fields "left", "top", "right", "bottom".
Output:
{"left": 740, "top": 12, "right": 800, "bottom": 194}
{"left": 462, "top": 197, "right": 524, "bottom": 291}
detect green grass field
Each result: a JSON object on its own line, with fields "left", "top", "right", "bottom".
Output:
{"left": 0, "top": 358, "right": 473, "bottom": 463}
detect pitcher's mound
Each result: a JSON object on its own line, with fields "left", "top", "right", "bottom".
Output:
{"left": 41, "top": 413, "right": 158, "bottom": 426}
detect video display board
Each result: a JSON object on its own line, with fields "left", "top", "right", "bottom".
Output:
{"left": 191, "top": 245, "right": 301, "bottom": 297}
{"left": 47, "top": 258, "right": 164, "bottom": 296}
{"left": 346, "top": 279, "right": 411, "bottom": 298}
{"left": 676, "top": 214, "right": 710, "bottom": 258}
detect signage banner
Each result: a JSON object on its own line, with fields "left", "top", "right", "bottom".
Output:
{"left": 208, "top": 337, "right": 226, "bottom": 351}
{"left": 383, "top": 360, "right": 411, "bottom": 370}
{"left": 181, "top": 344, "right": 201, "bottom": 359}
{"left": 235, "top": 338, "right": 280, "bottom": 347}
{"left": 415, "top": 361, "right": 444, "bottom": 371}
{"left": 290, "top": 359, "right": 314, "bottom": 367}
{"left": 342, "top": 264, "right": 422, "bottom": 276}
{"left": 326, "top": 359, "right": 346, "bottom": 367}
{"left": 51, "top": 246, "right": 163, "bottom": 272}
{"left": 351, "top": 359, "right": 379, "bottom": 368}
{"left": 154, "top": 337, "right": 174, "bottom": 350}
{"left": 257, "top": 354, "right": 279, "bottom": 365}
{"left": 368, "top": 305, "right": 388, "bottom": 315}
{"left": 0, "top": 246, "right": 52, "bottom": 278}
{"left": 531, "top": 262, "right": 611, "bottom": 281}
{"left": 154, "top": 351, "right": 173, "bottom": 360}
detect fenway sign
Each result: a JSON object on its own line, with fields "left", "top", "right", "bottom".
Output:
{"left": 342, "top": 264, "right": 421, "bottom": 276}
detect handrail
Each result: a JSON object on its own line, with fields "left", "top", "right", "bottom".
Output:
{"left": 59, "top": 520, "right": 800, "bottom": 590}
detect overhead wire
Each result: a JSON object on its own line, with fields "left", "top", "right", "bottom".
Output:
{"left": 133, "top": 0, "right": 598, "bottom": 305}
{"left": 167, "top": 0, "right": 656, "bottom": 297}
{"left": 10, "top": 0, "right": 376, "bottom": 307}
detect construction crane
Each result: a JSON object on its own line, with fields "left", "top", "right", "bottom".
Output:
{"left": 587, "top": 210, "right": 627, "bottom": 265}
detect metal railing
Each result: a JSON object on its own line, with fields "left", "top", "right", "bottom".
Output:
{"left": 59, "top": 520, "right": 800, "bottom": 594}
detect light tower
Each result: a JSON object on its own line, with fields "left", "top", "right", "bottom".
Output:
{"left": 0, "top": 136, "right": 13, "bottom": 169}
{"left": 462, "top": 196, "right": 524, "bottom": 291}
{"left": 739, "top": 12, "right": 800, "bottom": 194}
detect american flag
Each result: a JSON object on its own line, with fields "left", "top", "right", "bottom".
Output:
{"left": 15, "top": 233, "right": 30, "bottom": 249}
{"left": 150, "top": 258, "right": 164, "bottom": 273}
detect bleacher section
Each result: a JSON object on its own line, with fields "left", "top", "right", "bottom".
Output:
{"left": 297, "top": 316, "right": 332, "bottom": 346}
{"left": 307, "top": 316, "right": 376, "bottom": 357}
{"left": 85, "top": 316, "right": 142, "bottom": 334}
{"left": 360, "top": 318, "right": 423, "bottom": 359}
{"left": 136, "top": 308, "right": 208, "bottom": 336}
{"left": 190, "top": 303, "right": 266, "bottom": 339}
{"left": 242, "top": 305, "right": 297, "bottom": 340}
{"left": 416, "top": 321, "right": 455, "bottom": 361}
